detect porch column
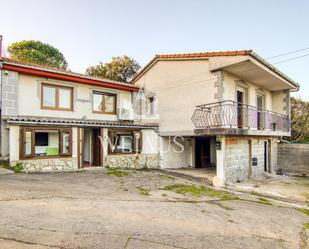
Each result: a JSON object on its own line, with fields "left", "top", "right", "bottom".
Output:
{"left": 213, "top": 135, "right": 226, "bottom": 187}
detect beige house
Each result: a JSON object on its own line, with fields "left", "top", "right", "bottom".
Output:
{"left": 133, "top": 50, "right": 299, "bottom": 186}
{"left": 0, "top": 57, "right": 159, "bottom": 171}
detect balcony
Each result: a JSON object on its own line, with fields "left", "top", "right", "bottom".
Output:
{"left": 191, "top": 100, "right": 290, "bottom": 136}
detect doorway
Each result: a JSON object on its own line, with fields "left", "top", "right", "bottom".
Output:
{"left": 195, "top": 137, "right": 211, "bottom": 168}
{"left": 257, "top": 95, "right": 264, "bottom": 130}
{"left": 263, "top": 140, "right": 271, "bottom": 173}
{"left": 237, "top": 91, "right": 244, "bottom": 128}
{"left": 82, "top": 128, "right": 103, "bottom": 167}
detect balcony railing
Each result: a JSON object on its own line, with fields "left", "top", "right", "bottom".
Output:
{"left": 191, "top": 100, "right": 290, "bottom": 134}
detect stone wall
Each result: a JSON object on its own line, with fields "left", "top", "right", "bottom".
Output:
{"left": 1, "top": 70, "right": 19, "bottom": 116}
{"left": 15, "top": 158, "right": 78, "bottom": 172}
{"left": 105, "top": 153, "right": 159, "bottom": 169}
{"left": 224, "top": 139, "right": 249, "bottom": 183}
{"left": 278, "top": 143, "right": 309, "bottom": 176}
{"left": 251, "top": 140, "right": 265, "bottom": 177}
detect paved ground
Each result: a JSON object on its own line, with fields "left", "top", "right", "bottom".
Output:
{"left": 229, "top": 174, "right": 309, "bottom": 203}
{"left": 0, "top": 168, "right": 308, "bottom": 249}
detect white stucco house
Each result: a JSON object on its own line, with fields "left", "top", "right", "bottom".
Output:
{"left": 0, "top": 50, "right": 300, "bottom": 186}
{"left": 132, "top": 50, "right": 299, "bottom": 186}
{"left": 0, "top": 57, "right": 159, "bottom": 171}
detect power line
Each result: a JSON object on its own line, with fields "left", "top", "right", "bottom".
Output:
{"left": 266, "top": 47, "right": 309, "bottom": 60}
{"left": 272, "top": 53, "right": 309, "bottom": 65}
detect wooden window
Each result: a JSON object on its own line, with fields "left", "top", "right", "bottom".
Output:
{"left": 92, "top": 91, "right": 116, "bottom": 114}
{"left": 41, "top": 83, "right": 73, "bottom": 111}
{"left": 20, "top": 127, "right": 72, "bottom": 159}
{"left": 108, "top": 130, "right": 142, "bottom": 154}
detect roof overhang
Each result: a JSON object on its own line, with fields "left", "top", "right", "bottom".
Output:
{"left": 209, "top": 54, "right": 299, "bottom": 91}
{"left": 1, "top": 61, "right": 140, "bottom": 92}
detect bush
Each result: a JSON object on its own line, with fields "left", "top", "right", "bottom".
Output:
{"left": 12, "top": 163, "right": 24, "bottom": 173}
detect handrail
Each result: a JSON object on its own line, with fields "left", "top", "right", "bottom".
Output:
{"left": 196, "top": 100, "right": 288, "bottom": 118}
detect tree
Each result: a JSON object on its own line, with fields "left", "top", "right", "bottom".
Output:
{"left": 86, "top": 55, "right": 140, "bottom": 82}
{"left": 287, "top": 97, "right": 309, "bottom": 142}
{"left": 8, "top": 40, "right": 68, "bottom": 69}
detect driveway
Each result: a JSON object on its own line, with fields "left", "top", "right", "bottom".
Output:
{"left": 0, "top": 168, "right": 308, "bottom": 249}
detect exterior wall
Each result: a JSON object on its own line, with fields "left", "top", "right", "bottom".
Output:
{"left": 14, "top": 74, "right": 132, "bottom": 120}
{"left": 9, "top": 125, "right": 79, "bottom": 172}
{"left": 278, "top": 144, "right": 309, "bottom": 176}
{"left": 135, "top": 60, "right": 216, "bottom": 135}
{"left": 159, "top": 136, "right": 193, "bottom": 169}
{"left": 272, "top": 90, "right": 290, "bottom": 115}
{"left": 105, "top": 128, "right": 159, "bottom": 169}
{"left": 224, "top": 138, "right": 250, "bottom": 183}
{"left": 1, "top": 70, "right": 19, "bottom": 116}
{"left": 223, "top": 72, "right": 272, "bottom": 110}
{"left": 222, "top": 136, "right": 277, "bottom": 183}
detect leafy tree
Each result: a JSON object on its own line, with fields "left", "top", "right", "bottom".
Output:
{"left": 8, "top": 40, "right": 68, "bottom": 69}
{"left": 86, "top": 55, "right": 140, "bottom": 82}
{"left": 287, "top": 97, "right": 309, "bottom": 142}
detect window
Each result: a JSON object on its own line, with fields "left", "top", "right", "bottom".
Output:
{"left": 108, "top": 130, "right": 142, "bottom": 154}
{"left": 147, "top": 97, "right": 155, "bottom": 115}
{"left": 92, "top": 91, "right": 116, "bottom": 114}
{"left": 20, "top": 127, "right": 72, "bottom": 159}
{"left": 41, "top": 83, "right": 73, "bottom": 111}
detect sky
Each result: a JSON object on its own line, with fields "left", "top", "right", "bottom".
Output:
{"left": 0, "top": 0, "right": 309, "bottom": 100}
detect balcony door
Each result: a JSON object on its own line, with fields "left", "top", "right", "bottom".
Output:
{"left": 237, "top": 91, "right": 244, "bottom": 128}
{"left": 257, "top": 95, "right": 264, "bottom": 130}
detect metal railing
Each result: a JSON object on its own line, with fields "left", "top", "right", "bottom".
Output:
{"left": 191, "top": 100, "right": 290, "bottom": 132}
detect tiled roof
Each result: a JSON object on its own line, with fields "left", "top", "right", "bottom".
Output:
{"left": 132, "top": 50, "right": 252, "bottom": 82}
{"left": 155, "top": 50, "right": 252, "bottom": 59}
{"left": 0, "top": 57, "right": 140, "bottom": 89}
{"left": 131, "top": 50, "right": 299, "bottom": 88}
{"left": 5, "top": 116, "right": 158, "bottom": 129}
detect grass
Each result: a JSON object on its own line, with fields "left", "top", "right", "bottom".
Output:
{"left": 304, "top": 223, "right": 309, "bottom": 229}
{"left": 258, "top": 197, "right": 273, "bottom": 206}
{"left": 136, "top": 186, "right": 150, "bottom": 196}
{"left": 0, "top": 161, "right": 23, "bottom": 173}
{"left": 107, "top": 168, "right": 129, "bottom": 177}
{"left": 297, "top": 208, "right": 309, "bottom": 216}
{"left": 162, "top": 184, "right": 237, "bottom": 200}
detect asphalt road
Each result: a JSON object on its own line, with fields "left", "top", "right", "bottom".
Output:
{"left": 0, "top": 169, "right": 308, "bottom": 249}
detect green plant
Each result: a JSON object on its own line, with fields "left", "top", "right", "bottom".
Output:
{"left": 107, "top": 168, "right": 129, "bottom": 177}
{"left": 258, "top": 198, "right": 273, "bottom": 206}
{"left": 12, "top": 162, "right": 24, "bottom": 173}
{"left": 136, "top": 186, "right": 150, "bottom": 196}
{"left": 304, "top": 223, "right": 309, "bottom": 229}
{"left": 162, "top": 184, "right": 237, "bottom": 200}
{"left": 297, "top": 208, "right": 309, "bottom": 216}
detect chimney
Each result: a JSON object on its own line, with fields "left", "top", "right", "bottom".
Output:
{"left": 0, "top": 35, "right": 2, "bottom": 57}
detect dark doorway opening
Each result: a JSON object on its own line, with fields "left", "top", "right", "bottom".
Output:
{"left": 195, "top": 137, "right": 211, "bottom": 168}
{"left": 264, "top": 141, "right": 267, "bottom": 172}
{"left": 237, "top": 91, "right": 244, "bottom": 128}
{"left": 92, "top": 128, "right": 102, "bottom": 166}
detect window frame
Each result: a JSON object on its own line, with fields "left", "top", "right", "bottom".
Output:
{"left": 41, "top": 83, "right": 73, "bottom": 111}
{"left": 108, "top": 129, "right": 142, "bottom": 155}
{"left": 92, "top": 91, "right": 117, "bottom": 115}
{"left": 20, "top": 127, "right": 72, "bottom": 159}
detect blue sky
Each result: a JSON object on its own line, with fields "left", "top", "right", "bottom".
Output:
{"left": 1, "top": 0, "right": 308, "bottom": 99}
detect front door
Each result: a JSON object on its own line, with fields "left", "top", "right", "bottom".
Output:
{"left": 92, "top": 129, "right": 102, "bottom": 166}
{"left": 237, "top": 91, "right": 244, "bottom": 128}
{"left": 195, "top": 137, "right": 211, "bottom": 168}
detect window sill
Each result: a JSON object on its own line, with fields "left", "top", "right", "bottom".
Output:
{"left": 20, "top": 155, "right": 72, "bottom": 160}
{"left": 41, "top": 107, "right": 73, "bottom": 112}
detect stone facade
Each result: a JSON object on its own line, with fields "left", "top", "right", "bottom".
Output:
{"left": 105, "top": 153, "right": 159, "bottom": 169}
{"left": 15, "top": 158, "right": 78, "bottom": 172}
{"left": 224, "top": 139, "right": 249, "bottom": 182}
{"left": 251, "top": 140, "right": 265, "bottom": 177}
{"left": 213, "top": 70, "right": 224, "bottom": 101}
{"left": 278, "top": 143, "right": 309, "bottom": 176}
{"left": 1, "top": 70, "right": 19, "bottom": 116}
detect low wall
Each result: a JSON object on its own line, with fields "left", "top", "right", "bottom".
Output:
{"left": 278, "top": 143, "right": 309, "bottom": 176}
{"left": 15, "top": 157, "right": 78, "bottom": 172}
{"left": 105, "top": 154, "right": 159, "bottom": 169}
